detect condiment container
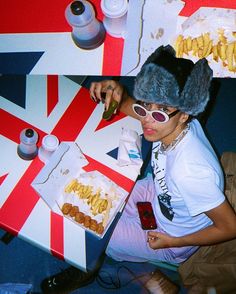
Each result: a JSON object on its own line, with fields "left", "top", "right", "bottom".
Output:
{"left": 17, "top": 128, "right": 38, "bottom": 160}
{"left": 38, "top": 134, "right": 59, "bottom": 164}
{"left": 65, "top": 0, "right": 106, "bottom": 49}
{"left": 101, "top": 0, "right": 128, "bottom": 38}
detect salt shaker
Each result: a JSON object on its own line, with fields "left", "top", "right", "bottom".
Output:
{"left": 101, "top": 0, "right": 128, "bottom": 38}
{"left": 38, "top": 134, "right": 59, "bottom": 164}
{"left": 17, "top": 128, "right": 38, "bottom": 160}
{"left": 65, "top": 0, "right": 106, "bottom": 49}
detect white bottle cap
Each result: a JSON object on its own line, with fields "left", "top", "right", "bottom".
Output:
{"left": 42, "top": 135, "right": 59, "bottom": 151}
{"left": 101, "top": 0, "right": 128, "bottom": 18}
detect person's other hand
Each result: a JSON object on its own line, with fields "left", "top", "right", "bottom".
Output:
{"left": 147, "top": 231, "right": 174, "bottom": 250}
{"left": 90, "top": 80, "right": 125, "bottom": 111}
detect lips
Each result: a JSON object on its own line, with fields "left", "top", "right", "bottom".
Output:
{"left": 143, "top": 127, "right": 156, "bottom": 136}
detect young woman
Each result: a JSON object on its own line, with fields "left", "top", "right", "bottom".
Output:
{"left": 41, "top": 45, "right": 236, "bottom": 294}
{"left": 90, "top": 46, "right": 236, "bottom": 266}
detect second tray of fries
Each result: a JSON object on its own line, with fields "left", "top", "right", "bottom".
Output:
{"left": 173, "top": 7, "right": 236, "bottom": 77}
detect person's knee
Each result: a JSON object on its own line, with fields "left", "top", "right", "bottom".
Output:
{"left": 105, "top": 242, "right": 124, "bottom": 262}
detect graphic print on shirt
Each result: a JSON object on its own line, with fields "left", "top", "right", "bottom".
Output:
{"left": 152, "top": 144, "right": 174, "bottom": 221}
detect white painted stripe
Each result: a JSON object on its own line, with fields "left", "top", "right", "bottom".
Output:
{"left": 0, "top": 136, "right": 30, "bottom": 207}
{"left": 0, "top": 33, "right": 104, "bottom": 75}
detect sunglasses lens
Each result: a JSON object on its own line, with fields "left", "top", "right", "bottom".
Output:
{"left": 152, "top": 111, "right": 167, "bottom": 122}
{"left": 134, "top": 105, "right": 146, "bottom": 117}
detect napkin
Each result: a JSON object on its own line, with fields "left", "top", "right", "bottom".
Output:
{"left": 117, "top": 128, "right": 143, "bottom": 171}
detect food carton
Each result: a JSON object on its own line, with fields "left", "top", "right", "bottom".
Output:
{"left": 173, "top": 8, "right": 236, "bottom": 77}
{"left": 31, "top": 142, "right": 128, "bottom": 238}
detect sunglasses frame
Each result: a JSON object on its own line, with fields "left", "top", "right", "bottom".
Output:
{"left": 132, "top": 103, "right": 180, "bottom": 123}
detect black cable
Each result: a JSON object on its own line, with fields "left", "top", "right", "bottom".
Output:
{"left": 96, "top": 270, "right": 120, "bottom": 289}
{"left": 96, "top": 264, "right": 150, "bottom": 292}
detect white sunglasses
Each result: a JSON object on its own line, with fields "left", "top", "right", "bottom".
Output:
{"left": 132, "top": 103, "right": 179, "bottom": 123}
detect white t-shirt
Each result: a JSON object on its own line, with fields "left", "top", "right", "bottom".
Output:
{"left": 151, "top": 119, "right": 225, "bottom": 237}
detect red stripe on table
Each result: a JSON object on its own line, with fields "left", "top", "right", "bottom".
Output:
{"left": 0, "top": 109, "right": 47, "bottom": 144}
{"left": 0, "top": 0, "right": 102, "bottom": 34}
{"left": 102, "top": 34, "right": 124, "bottom": 76}
{"left": 0, "top": 159, "right": 43, "bottom": 235}
{"left": 93, "top": 0, "right": 103, "bottom": 21}
{"left": 51, "top": 87, "right": 96, "bottom": 140}
{"left": 83, "top": 155, "right": 135, "bottom": 193}
{"left": 50, "top": 211, "right": 64, "bottom": 260}
{"left": 0, "top": 0, "right": 71, "bottom": 34}
{"left": 95, "top": 111, "right": 127, "bottom": 131}
{"left": 47, "top": 76, "right": 59, "bottom": 117}
{"left": 49, "top": 87, "right": 96, "bottom": 259}
{"left": 180, "top": 0, "right": 236, "bottom": 16}
{"left": 0, "top": 174, "right": 8, "bottom": 186}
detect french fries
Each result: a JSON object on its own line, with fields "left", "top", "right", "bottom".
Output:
{"left": 64, "top": 179, "right": 110, "bottom": 216}
{"left": 174, "top": 30, "right": 236, "bottom": 73}
{"left": 226, "top": 42, "right": 235, "bottom": 72}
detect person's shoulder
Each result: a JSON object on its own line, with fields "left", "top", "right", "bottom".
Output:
{"left": 173, "top": 120, "right": 221, "bottom": 172}
{"left": 182, "top": 119, "right": 213, "bottom": 155}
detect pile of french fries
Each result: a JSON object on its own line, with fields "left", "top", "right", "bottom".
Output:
{"left": 174, "top": 29, "right": 236, "bottom": 73}
{"left": 64, "top": 179, "right": 109, "bottom": 216}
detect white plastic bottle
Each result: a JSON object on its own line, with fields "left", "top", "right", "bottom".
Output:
{"left": 65, "top": 0, "right": 106, "bottom": 49}
{"left": 101, "top": 0, "right": 128, "bottom": 38}
{"left": 17, "top": 128, "right": 38, "bottom": 160}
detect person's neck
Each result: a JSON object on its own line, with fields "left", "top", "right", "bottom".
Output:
{"left": 161, "top": 123, "right": 187, "bottom": 148}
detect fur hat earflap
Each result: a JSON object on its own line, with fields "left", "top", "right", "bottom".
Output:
{"left": 179, "top": 58, "right": 213, "bottom": 116}
{"left": 133, "top": 45, "right": 213, "bottom": 116}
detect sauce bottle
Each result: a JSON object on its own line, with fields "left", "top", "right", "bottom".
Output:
{"left": 17, "top": 128, "right": 38, "bottom": 160}
{"left": 65, "top": 0, "right": 106, "bottom": 49}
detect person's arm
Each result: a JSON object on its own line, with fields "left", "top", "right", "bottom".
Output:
{"left": 148, "top": 200, "right": 236, "bottom": 249}
{"left": 89, "top": 80, "right": 137, "bottom": 118}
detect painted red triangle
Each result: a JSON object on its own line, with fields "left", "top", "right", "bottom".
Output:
{"left": 0, "top": 173, "right": 8, "bottom": 185}
{"left": 95, "top": 111, "right": 127, "bottom": 131}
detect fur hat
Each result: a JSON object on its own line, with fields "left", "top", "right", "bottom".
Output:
{"left": 133, "top": 45, "right": 213, "bottom": 116}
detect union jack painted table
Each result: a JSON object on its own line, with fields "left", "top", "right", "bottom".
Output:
{"left": 0, "top": 75, "right": 143, "bottom": 271}
{"left": 1, "top": 0, "right": 235, "bottom": 76}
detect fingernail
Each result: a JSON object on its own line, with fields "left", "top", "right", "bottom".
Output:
{"left": 101, "top": 92, "right": 106, "bottom": 103}
{"left": 90, "top": 95, "right": 96, "bottom": 102}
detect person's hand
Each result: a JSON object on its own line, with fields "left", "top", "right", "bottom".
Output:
{"left": 147, "top": 231, "right": 175, "bottom": 250}
{"left": 89, "top": 80, "right": 125, "bottom": 111}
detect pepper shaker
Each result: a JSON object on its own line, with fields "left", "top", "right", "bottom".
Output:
{"left": 65, "top": 0, "right": 106, "bottom": 49}
{"left": 17, "top": 128, "right": 38, "bottom": 160}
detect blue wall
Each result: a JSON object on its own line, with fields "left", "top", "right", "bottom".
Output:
{"left": 204, "top": 78, "right": 236, "bottom": 156}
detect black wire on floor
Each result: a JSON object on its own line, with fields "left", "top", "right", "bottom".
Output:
{"left": 96, "top": 265, "right": 150, "bottom": 292}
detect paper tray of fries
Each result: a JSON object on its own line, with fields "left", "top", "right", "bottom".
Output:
{"left": 58, "top": 170, "right": 128, "bottom": 238}
{"left": 172, "top": 8, "right": 236, "bottom": 77}
{"left": 32, "top": 142, "right": 128, "bottom": 238}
